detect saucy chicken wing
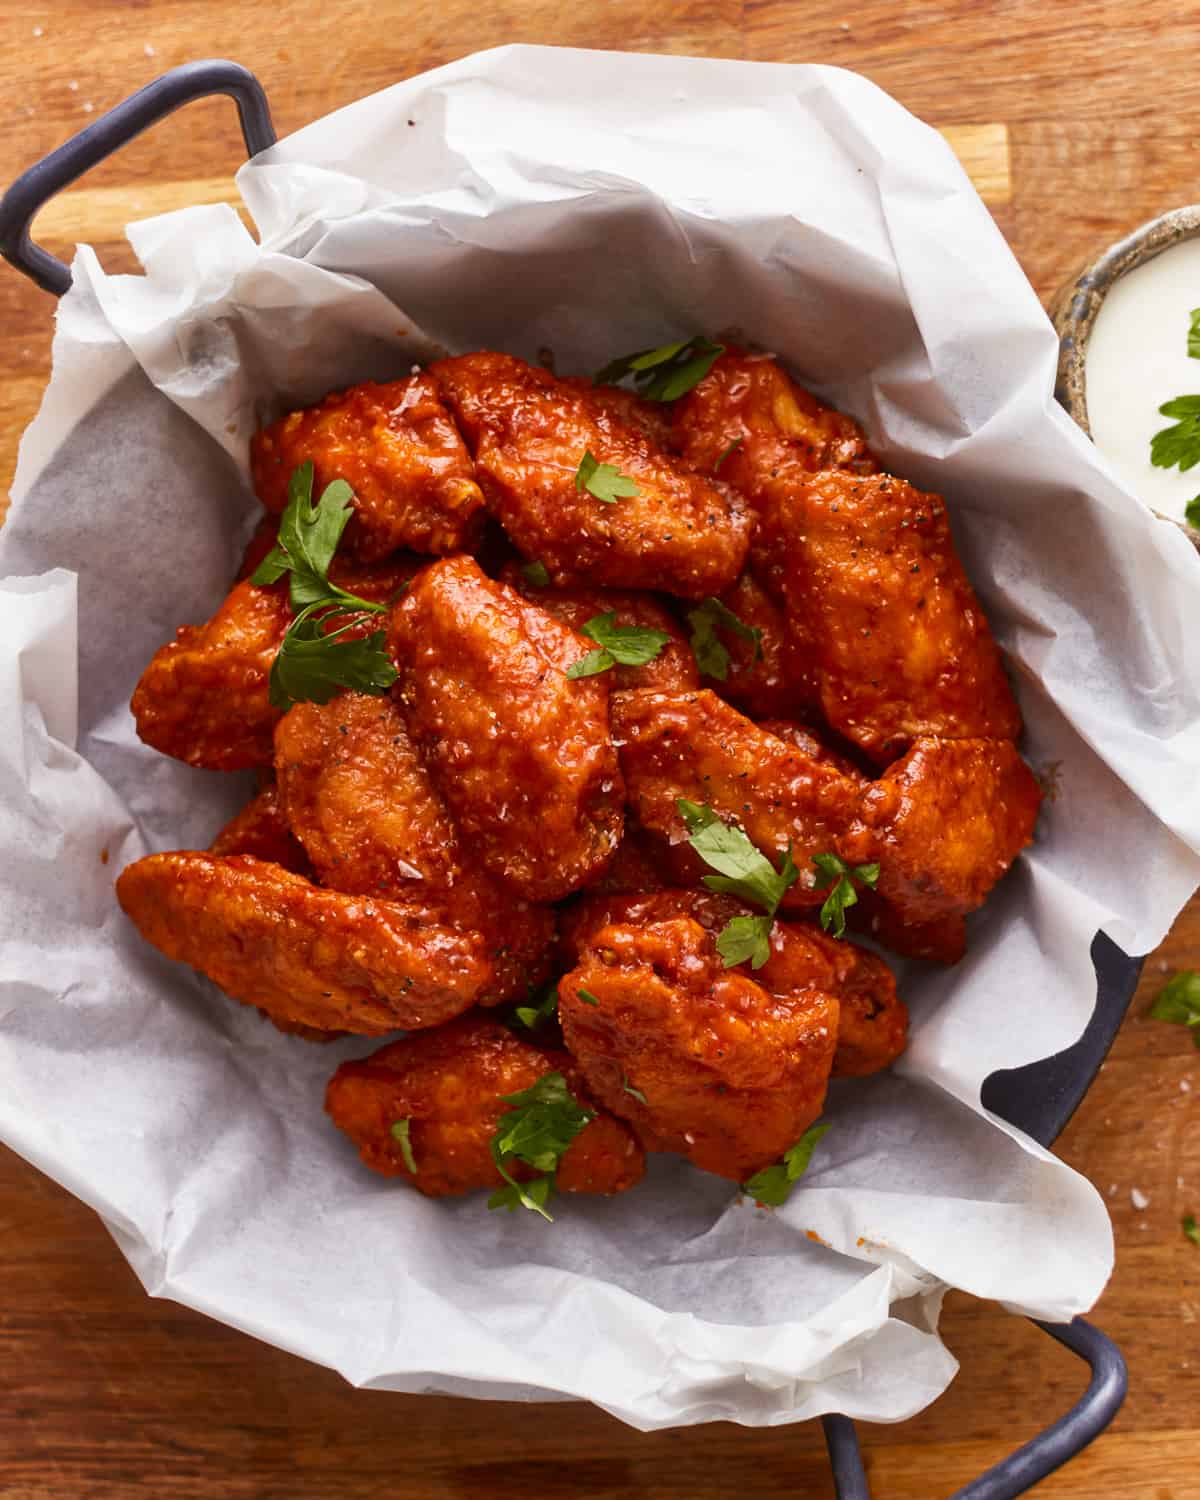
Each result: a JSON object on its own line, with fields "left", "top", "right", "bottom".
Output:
{"left": 131, "top": 549, "right": 416, "bottom": 772}
{"left": 700, "top": 570, "right": 814, "bottom": 718}
{"left": 116, "top": 852, "right": 499, "bottom": 1034}
{"left": 499, "top": 563, "right": 699, "bottom": 693}
{"left": 779, "top": 469, "right": 1021, "bottom": 763}
{"left": 560, "top": 888, "right": 906, "bottom": 1078}
{"left": 389, "top": 556, "right": 624, "bottom": 902}
{"left": 433, "top": 352, "right": 751, "bottom": 597}
{"left": 209, "top": 782, "right": 313, "bottom": 875}
{"left": 671, "top": 347, "right": 876, "bottom": 592}
{"left": 325, "top": 1013, "right": 645, "bottom": 1198}
{"left": 559, "top": 914, "right": 839, "bottom": 1181}
{"left": 251, "top": 374, "right": 485, "bottom": 560}
{"left": 274, "top": 692, "right": 554, "bottom": 1000}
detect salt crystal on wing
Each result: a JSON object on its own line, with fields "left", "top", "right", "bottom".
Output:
{"left": 1131, "top": 1188, "right": 1150, "bottom": 1210}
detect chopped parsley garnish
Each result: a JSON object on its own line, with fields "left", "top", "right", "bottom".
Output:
{"left": 1150, "top": 311, "right": 1200, "bottom": 473}
{"left": 594, "top": 336, "right": 725, "bottom": 402}
{"left": 521, "top": 560, "right": 551, "bottom": 586}
{"left": 251, "top": 462, "right": 398, "bottom": 710}
{"left": 677, "top": 799, "right": 799, "bottom": 968}
{"left": 622, "top": 1074, "right": 648, "bottom": 1106}
{"left": 565, "top": 611, "right": 672, "bottom": 679}
{"left": 487, "top": 1071, "right": 595, "bottom": 1222}
{"left": 513, "top": 981, "right": 559, "bottom": 1031}
{"left": 712, "top": 436, "right": 744, "bottom": 474}
{"left": 686, "top": 596, "right": 763, "bottom": 681}
{"left": 577, "top": 988, "right": 601, "bottom": 1007}
{"left": 1188, "top": 307, "right": 1200, "bottom": 359}
{"left": 390, "top": 1118, "right": 418, "bottom": 1175}
{"left": 811, "top": 852, "right": 880, "bottom": 938}
{"left": 742, "top": 1123, "right": 831, "bottom": 1206}
{"left": 1185, "top": 1213, "right": 1200, "bottom": 1247}
{"left": 1149, "top": 970, "right": 1200, "bottom": 1048}
{"left": 1186, "top": 497, "right": 1200, "bottom": 529}
{"left": 575, "top": 450, "right": 640, "bottom": 504}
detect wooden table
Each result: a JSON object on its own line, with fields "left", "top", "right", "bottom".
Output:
{"left": 1, "top": 3, "right": 1197, "bottom": 1496}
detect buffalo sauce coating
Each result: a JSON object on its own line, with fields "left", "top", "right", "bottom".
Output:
{"left": 251, "top": 373, "right": 486, "bottom": 560}
{"left": 273, "top": 692, "right": 554, "bottom": 1003}
{"left": 389, "top": 556, "right": 624, "bottom": 903}
{"left": 778, "top": 469, "right": 1021, "bottom": 763}
{"left": 209, "top": 782, "right": 314, "bottom": 876}
{"left": 671, "top": 347, "right": 877, "bottom": 593}
{"left": 115, "top": 852, "right": 496, "bottom": 1034}
{"left": 432, "top": 351, "right": 751, "bottom": 598}
{"left": 130, "top": 546, "right": 419, "bottom": 772}
{"left": 611, "top": 688, "right": 863, "bottom": 910}
{"left": 324, "top": 1013, "right": 644, "bottom": 1198}
{"left": 559, "top": 888, "right": 906, "bottom": 1079}
{"left": 703, "top": 569, "right": 816, "bottom": 718}
{"left": 559, "top": 915, "right": 839, "bottom": 1181}
{"left": 498, "top": 562, "right": 699, "bottom": 694}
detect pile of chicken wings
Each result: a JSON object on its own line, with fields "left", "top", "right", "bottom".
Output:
{"left": 116, "top": 343, "right": 1041, "bottom": 1212}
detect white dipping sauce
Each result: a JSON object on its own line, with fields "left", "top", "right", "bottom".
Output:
{"left": 1085, "top": 235, "right": 1200, "bottom": 524}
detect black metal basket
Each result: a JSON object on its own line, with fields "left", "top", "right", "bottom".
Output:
{"left": 0, "top": 60, "right": 1144, "bottom": 1498}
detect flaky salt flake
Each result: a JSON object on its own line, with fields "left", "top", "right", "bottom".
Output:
{"left": 1131, "top": 1187, "right": 1150, "bottom": 1210}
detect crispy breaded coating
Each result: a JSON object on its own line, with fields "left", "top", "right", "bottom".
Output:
{"left": 849, "top": 894, "right": 967, "bottom": 967}
{"left": 559, "top": 915, "right": 838, "bottom": 1181}
{"left": 671, "top": 347, "right": 876, "bottom": 590}
{"left": 209, "top": 783, "right": 313, "bottom": 875}
{"left": 756, "top": 720, "right": 868, "bottom": 781}
{"left": 325, "top": 1013, "right": 644, "bottom": 1198}
{"left": 850, "top": 737, "right": 1042, "bottom": 926}
{"left": 559, "top": 888, "right": 906, "bottom": 1078}
{"left": 131, "top": 552, "right": 417, "bottom": 772}
{"left": 116, "top": 852, "right": 497, "bottom": 1034}
{"left": 612, "top": 689, "right": 862, "bottom": 911}
{"left": 499, "top": 563, "right": 699, "bottom": 693}
{"left": 389, "top": 556, "right": 624, "bottom": 902}
{"left": 701, "top": 570, "right": 815, "bottom": 717}
{"left": 562, "top": 377, "right": 674, "bottom": 450}
{"left": 578, "top": 822, "right": 673, "bottom": 897}
{"left": 433, "top": 352, "right": 751, "bottom": 598}
{"left": 251, "top": 374, "right": 485, "bottom": 560}
{"left": 274, "top": 693, "right": 554, "bottom": 1001}
{"left": 779, "top": 470, "right": 1021, "bottom": 763}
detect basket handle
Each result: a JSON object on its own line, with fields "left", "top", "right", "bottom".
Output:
{"left": 823, "top": 1317, "right": 1127, "bottom": 1499}
{"left": 0, "top": 59, "right": 276, "bottom": 296}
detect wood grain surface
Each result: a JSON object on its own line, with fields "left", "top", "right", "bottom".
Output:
{"left": 1, "top": 3, "right": 1197, "bottom": 1497}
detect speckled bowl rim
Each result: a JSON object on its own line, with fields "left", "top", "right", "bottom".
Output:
{"left": 1049, "top": 203, "right": 1200, "bottom": 546}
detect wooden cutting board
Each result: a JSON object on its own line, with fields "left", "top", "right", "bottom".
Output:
{"left": 0, "top": 5, "right": 1195, "bottom": 1499}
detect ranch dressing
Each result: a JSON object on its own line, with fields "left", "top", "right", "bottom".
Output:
{"left": 1085, "top": 235, "right": 1200, "bottom": 525}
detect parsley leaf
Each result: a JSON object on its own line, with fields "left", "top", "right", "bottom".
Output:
{"left": 595, "top": 337, "right": 725, "bottom": 401}
{"left": 390, "top": 1118, "right": 418, "bottom": 1175}
{"left": 686, "top": 597, "right": 763, "bottom": 681}
{"left": 712, "top": 436, "right": 744, "bottom": 474}
{"left": 1189, "top": 308, "right": 1200, "bottom": 360}
{"left": 742, "top": 1123, "right": 831, "bottom": 1206}
{"left": 1185, "top": 1213, "right": 1200, "bottom": 1247}
{"left": 487, "top": 1071, "right": 595, "bottom": 1222}
{"left": 1151, "top": 395, "right": 1200, "bottom": 472}
{"left": 1186, "top": 496, "right": 1200, "bottom": 529}
{"left": 677, "top": 799, "right": 798, "bottom": 967}
{"left": 521, "top": 560, "right": 551, "bottom": 587}
{"left": 715, "top": 913, "right": 775, "bottom": 970}
{"left": 514, "top": 982, "right": 558, "bottom": 1031}
{"left": 577, "top": 988, "right": 601, "bottom": 1007}
{"left": 566, "top": 612, "right": 672, "bottom": 679}
{"left": 252, "top": 465, "right": 399, "bottom": 711}
{"left": 812, "top": 852, "right": 879, "bottom": 938}
{"left": 622, "top": 1073, "right": 648, "bottom": 1105}
{"left": 575, "top": 450, "right": 641, "bottom": 504}
{"left": 1150, "top": 970, "right": 1200, "bottom": 1047}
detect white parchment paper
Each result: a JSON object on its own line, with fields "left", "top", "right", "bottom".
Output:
{"left": 3, "top": 47, "right": 1200, "bottom": 1430}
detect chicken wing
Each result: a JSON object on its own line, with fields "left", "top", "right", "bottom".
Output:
{"left": 325, "top": 1013, "right": 644, "bottom": 1198}
{"left": 274, "top": 692, "right": 554, "bottom": 1000}
{"left": 209, "top": 782, "right": 313, "bottom": 876}
{"left": 778, "top": 469, "right": 1021, "bottom": 763}
{"left": 562, "top": 377, "right": 674, "bottom": 450}
{"left": 116, "top": 852, "right": 499, "bottom": 1034}
{"left": 251, "top": 374, "right": 485, "bottom": 560}
{"left": 559, "top": 915, "right": 839, "bottom": 1181}
{"left": 388, "top": 556, "right": 624, "bottom": 901}
{"left": 433, "top": 352, "right": 751, "bottom": 598}
{"left": 131, "top": 549, "right": 417, "bottom": 772}
{"left": 499, "top": 564, "right": 699, "bottom": 693}
{"left": 698, "top": 570, "right": 815, "bottom": 717}
{"left": 670, "top": 347, "right": 876, "bottom": 592}
{"left": 560, "top": 888, "right": 906, "bottom": 1079}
